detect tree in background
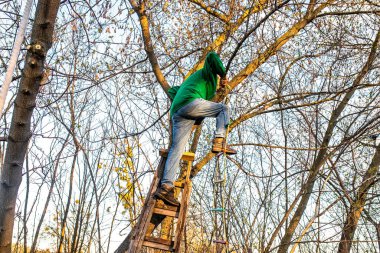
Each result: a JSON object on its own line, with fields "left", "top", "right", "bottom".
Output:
{"left": 0, "top": 1, "right": 60, "bottom": 252}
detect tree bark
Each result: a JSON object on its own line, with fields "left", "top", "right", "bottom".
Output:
{"left": 0, "top": 1, "right": 60, "bottom": 252}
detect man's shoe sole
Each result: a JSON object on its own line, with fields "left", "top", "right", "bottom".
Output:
{"left": 212, "top": 148, "right": 237, "bottom": 155}
{"left": 154, "top": 192, "right": 180, "bottom": 206}
{"left": 212, "top": 147, "right": 222, "bottom": 153}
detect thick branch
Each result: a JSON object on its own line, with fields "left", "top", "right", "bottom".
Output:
{"left": 229, "top": 1, "right": 334, "bottom": 91}
{"left": 185, "top": 0, "right": 270, "bottom": 78}
{"left": 226, "top": 0, "right": 291, "bottom": 72}
{"left": 188, "top": 0, "right": 229, "bottom": 23}
{"left": 128, "top": 0, "right": 171, "bottom": 96}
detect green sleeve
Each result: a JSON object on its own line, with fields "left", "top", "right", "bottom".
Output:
{"left": 206, "top": 51, "right": 226, "bottom": 77}
{"left": 168, "top": 86, "right": 180, "bottom": 100}
{"left": 201, "top": 51, "right": 226, "bottom": 87}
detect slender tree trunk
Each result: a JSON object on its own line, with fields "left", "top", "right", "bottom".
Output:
{"left": 57, "top": 146, "right": 78, "bottom": 253}
{"left": 376, "top": 224, "right": 380, "bottom": 252}
{"left": 30, "top": 136, "right": 69, "bottom": 253}
{"left": 22, "top": 155, "right": 29, "bottom": 253}
{"left": 366, "top": 210, "right": 380, "bottom": 253}
{"left": 0, "top": 0, "right": 33, "bottom": 114}
{"left": 337, "top": 143, "right": 380, "bottom": 253}
{"left": 0, "top": 1, "right": 60, "bottom": 252}
{"left": 58, "top": 34, "right": 79, "bottom": 253}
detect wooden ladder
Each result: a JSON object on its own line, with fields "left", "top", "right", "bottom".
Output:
{"left": 127, "top": 149, "right": 195, "bottom": 252}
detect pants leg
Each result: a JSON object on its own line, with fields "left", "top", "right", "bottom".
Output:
{"left": 161, "top": 114, "right": 194, "bottom": 187}
{"left": 161, "top": 99, "right": 230, "bottom": 186}
{"left": 178, "top": 98, "right": 230, "bottom": 138}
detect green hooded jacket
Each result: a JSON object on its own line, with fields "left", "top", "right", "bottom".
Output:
{"left": 169, "top": 51, "right": 226, "bottom": 115}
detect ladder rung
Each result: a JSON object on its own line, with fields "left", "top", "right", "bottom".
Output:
{"left": 143, "top": 236, "right": 173, "bottom": 251}
{"left": 174, "top": 181, "right": 184, "bottom": 188}
{"left": 159, "top": 149, "right": 195, "bottom": 161}
{"left": 144, "top": 236, "right": 173, "bottom": 245}
{"left": 153, "top": 207, "right": 179, "bottom": 218}
{"left": 213, "top": 239, "right": 228, "bottom": 244}
{"left": 155, "top": 200, "right": 179, "bottom": 211}
{"left": 213, "top": 178, "right": 225, "bottom": 184}
{"left": 210, "top": 208, "right": 225, "bottom": 212}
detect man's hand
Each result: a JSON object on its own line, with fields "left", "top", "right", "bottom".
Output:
{"left": 220, "top": 77, "right": 228, "bottom": 88}
{"left": 217, "top": 77, "right": 229, "bottom": 95}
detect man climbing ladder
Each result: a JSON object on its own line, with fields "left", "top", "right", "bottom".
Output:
{"left": 155, "top": 51, "right": 237, "bottom": 206}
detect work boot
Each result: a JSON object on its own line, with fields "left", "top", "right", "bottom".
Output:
{"left": 212, "top": 137, "right": 237, "bottom": 155}
{"left": 154, "top": 183, "right": 180, "bottom": 206}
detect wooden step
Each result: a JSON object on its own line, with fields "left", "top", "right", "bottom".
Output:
{"left": 153, "top": 207, "right": 179, "bottom": 218}
{"left": 125, "top": 153, "right": 193, "bottom": 253}
{"left": 143, "top": 236, "right": 173, "bottom": 251}
{"left": 155, "top": 200, "right": 179, "bottom": 211}
{"left": 213, "top": 239, "right": 228, "bottom": 244}
{"left": 159, "top": 149, "right": 195, "bottom": 161}
{"left": 213, "top": 178, "right": 225, "bottom": 184}
{"left": 174, "top": 181, "right": 184, "bottom": 188}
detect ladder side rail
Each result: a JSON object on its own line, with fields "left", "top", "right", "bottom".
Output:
{"left": 173, "top": 160, "right": 193, "bottom": 252}
{"left": 128, "top": 157, "right": 166, "bottom": 252}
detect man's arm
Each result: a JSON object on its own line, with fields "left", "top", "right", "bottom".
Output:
{"left": 206, "top": 51, "right": 226, "bottom": 78}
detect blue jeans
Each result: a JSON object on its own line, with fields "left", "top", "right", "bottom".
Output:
{"left": 161, "top": 98, "right": 230, "bottom": 186}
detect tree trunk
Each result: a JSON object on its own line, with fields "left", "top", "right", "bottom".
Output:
{"left": 277, "top": 28, "right": 380, "bottom": 253}
{"left": 0, "top": 1, "right": 60, "bottom": 252}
